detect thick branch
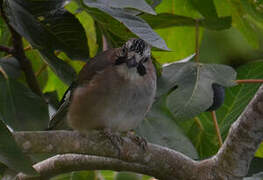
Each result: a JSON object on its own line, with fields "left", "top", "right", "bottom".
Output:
{"left": 14, "top": 130, "right": 196, "bottom": 180}
{"left": 12, "top": 85, "right": 263, "bottom": 180}
{"left": 216, "top": 85, "right": 263, "bottom": 177}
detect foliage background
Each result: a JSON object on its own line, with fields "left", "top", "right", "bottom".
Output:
{"left": 0, "top": 0, "right": 263, "bottom": 179}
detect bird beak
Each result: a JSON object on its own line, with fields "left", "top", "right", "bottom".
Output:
{"left": 126, "top": 57, "right": 138, "bottom": 68}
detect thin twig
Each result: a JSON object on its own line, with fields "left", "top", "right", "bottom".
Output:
{"left": 211, "top": 111, "right": 223, "bottom": 147}
{"left": 0, "top": 45, "right": 13, "bottom": 54}
{"left": 236, "top": 79, "right": 263, "bottom": 84}
{"left": 195, "top": 19, "right": 200, "bottom": 63}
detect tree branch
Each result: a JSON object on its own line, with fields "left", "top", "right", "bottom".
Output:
{"left": 216, "top": 84, "right": 263, "bottom": 177}
{"left": 0, "top": 1, "right": 43, "bottom": 97}
{"left": 14, "top": 130, "right": 196, "bottom": 180}
{"left": 12, "top": 85, "right": 263, "bottom": 180}
{"left": 17, "top": 154, "right": 157, "bottom": 180}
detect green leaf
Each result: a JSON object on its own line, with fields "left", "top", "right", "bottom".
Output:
{"left": 40, "top": 50, "right": 76, "bottom": 85}
{"left": 115, "top": 172, "right": 142, "bottom": 180}
{"left": 0, "top": 118, "right": 37, "bottom": 175}
{"left": 215, "top": 0, "right": 260, "bottom": 48}
{"left": 70, "top": 171, "right": 96, "bottom": 180}
{"left": 0, "top": 78, "right": 49, "bottom": 130}
{"left": 136, "top": 95, "right": 199, "bottom": 159}
{"left": 183, "top": 60, "right": 263, "bottom": 158}
{"left": 190, "top": 0, "right": 218, "bottom": 18}
{"left": 151, "top": 0, "right": 201, "bottom": 63}
{"left": 3, "top": 0, "right": 89, "bottom": 60}
{"left": 157, "top": 62, "right": 237, "bottom": 119}
{"left": 82, "top": 0, "right": 169, "bottom": 50}
{"left": 141, "top": 13, "right": 231, "bottom": 30}
{"left": 43, "top": 67, "right": 68, "bottom": 100}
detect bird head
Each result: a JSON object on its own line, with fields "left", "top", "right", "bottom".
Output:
{"left": 116, "top": 38, "right": 151, "bottom": 76}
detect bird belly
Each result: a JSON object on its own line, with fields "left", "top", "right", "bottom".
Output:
{"left": 67, "top": 68, "right": 156, "bottom": 132}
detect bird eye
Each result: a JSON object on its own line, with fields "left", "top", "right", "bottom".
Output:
{"left": 122, "top": 47, "right": 127, "bottom": 56}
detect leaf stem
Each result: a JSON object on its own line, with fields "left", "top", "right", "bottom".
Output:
{"left": 236, "top": 79, "right": 263, "bottom": 84}
{"left": 211, "top": 111, "right": 223, "bottom": 147}
{"left": 195, "top": 19, "right": 200, "bottom": 63}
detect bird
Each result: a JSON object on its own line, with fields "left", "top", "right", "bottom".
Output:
{"left": 48, "top": 38, "right": 157, "bottom": 148}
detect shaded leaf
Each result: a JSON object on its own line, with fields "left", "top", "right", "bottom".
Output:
{"left": 83, "top": 0, "right": 169, "bottom": 50}
{"left": 0, "top": 78, "right": 49, "bottom": 130}
{"left": 158, "top": 62, "right": 236, "bottom": 119}
{"left": 247, "top": 158, "right": 263, "bottom": 177}
{"left": 190, "top": 0, "right": 218, "bottom": 18}
{"left": 3, "top": 0, "right": 89, "bottom": 60}
{"left": 0, "top": 57, "right": 21, "bottom": 79}
{"left": 0, "top": 118, "right": 37, "bottom": 175}
{"left": 136, "top": 95, "right": 199, "bottom": 159}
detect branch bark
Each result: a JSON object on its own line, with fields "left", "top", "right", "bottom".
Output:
{"left": 14, "top": 85, "right": 263, "bottom": 180}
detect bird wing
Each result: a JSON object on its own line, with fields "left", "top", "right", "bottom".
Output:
{"left": 47, "top": 48, "right": 119, "bottom": 130}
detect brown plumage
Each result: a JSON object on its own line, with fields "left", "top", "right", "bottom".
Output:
{"left": 48, "top": 39, "right": 156, "bottom": 133}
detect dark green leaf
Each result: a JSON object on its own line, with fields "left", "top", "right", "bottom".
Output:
{"left": 0, "top": 118, "right": 37, "bottom": 175}
{"left": 190, "top": 0, "right": 218, "bottom": 18}
{"left": 157, "top": 62, "right": 236, "bottom": 119}
{"left": 115, "top": 172, "right": 142, "bottom": 180}
{"left": 70, "top": 171, "right": 96, "bottom": 180}
{"left": 83, "top": 0, "right": 169, "bottom": 50}
{"left": 0, "top": 57, "right": 21, "bottom": 79}
{"left": 0, "top": 78, "right": 49, "bottom": 130}
{"left": 136, "top": 95, "right": 199, "bottom": 159}
{"left": 248, "top": 158, "right": 263, "bottom": 177}
{"left": 3, "top": 0, "right": 89, "bottom": 60}
{"left": 141, "top": 13, "right": 231, "bottom": 30}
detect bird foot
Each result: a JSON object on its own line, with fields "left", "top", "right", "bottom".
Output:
{"left": 103, "top": 129, "right": 123, "bottom": 155}
{"left": 128, "top": 132, "right": 148, "bottom": 151}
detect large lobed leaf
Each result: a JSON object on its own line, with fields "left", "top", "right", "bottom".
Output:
{"left": 158, "top": 62, "right": 237, "bottom": 120}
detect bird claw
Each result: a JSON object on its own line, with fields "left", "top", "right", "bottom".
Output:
{"left": 128, "top": 133, "right": 148, "bottom": 151}
{"left": 103, "top": 129, "right": 123, "bottom": 156}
